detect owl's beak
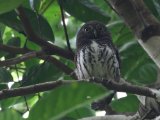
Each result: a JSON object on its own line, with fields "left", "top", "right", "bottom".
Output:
{"left": 93, "top": 30, "right": 97, "bottom": 38}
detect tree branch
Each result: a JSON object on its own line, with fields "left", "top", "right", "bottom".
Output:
{"left": 0, "top": 51, "right": 42, "bottom": 67}
{"left": 0, "top": 44, "right": 30, "bottom": 54}
{"left": 107, "top": 0, "right": 160, "bottom": 68}
{"left": 1, "top": 79, "right": 160, "bottom": 102}
{"left": 16, "top": 6, "right": 74, "bottom": 60}
{"left": 0, "top": 47, "right": 76, "bottom": 79}
{"left": 59, "top": 3, "right": 73, "bottom": 52}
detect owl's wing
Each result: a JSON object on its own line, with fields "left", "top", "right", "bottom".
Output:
{"left": 114, "top": 47, "right": 121, "bottom": 69}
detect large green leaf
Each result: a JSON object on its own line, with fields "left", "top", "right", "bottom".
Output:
{"left": 61, "top": 107, "right": 94, "bottom": 120}
{"left": 0, "top": 109, "right": 23, "bottom": 120}
{"left": 0, "top": 0, "right": 24, "bottom": 14}
{"left": 0, "top": 11, "right": 23, "bottom": 33}
{"left": 108, "top": 21, "right": 134, "bottom": 46}
{"left": 111, "top": 95, "right": 139, "bottom": 112}
{"left": 144, "top": 0, "right": 160, "bottom": 19}
{"left": 0, "top": 8, "right": 55, "bottom": 42}
{"left": 43, "top": 1, "right": 61, "bottom": 31}
{"left": 22, "top": 62, "right": 63, "bottom": 86}
{"left": 5, "top": 37, "right": 21, "bottom": 59}
{"left": 0, "top": 68, "right": 13, "bottom": 82}
{"left": 24, "top": 8, "right": 55, "bottom": 42}
{"left": 58, "top": 0, "right": 110, "bottom": 23}
{"left": 119, "top": 41, "right": 157, "bottom": 85}
{"left": 28, "top": 82, "right": 107, "bottom": 120}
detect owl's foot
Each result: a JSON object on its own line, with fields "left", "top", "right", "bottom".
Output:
{"left": 91, "top": 92, "right": 115, "bottom": 112}
{"left": 91, "top": 100, "right": 106, "bottom": 110}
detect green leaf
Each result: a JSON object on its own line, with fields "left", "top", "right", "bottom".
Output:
{"left": 24, "top": 8, "right": 55, "bottom": 42}
{"left": 22, "top": 63, "right": 63, "bottom": 86}
{"left": 144, "top": 0, "right": 160, "bottom": 19}
{"left": 43, "top": 1, "right": 61, "bottom": 30}
{"left": 0, "top": 68, "right": 13, "bottom": 82}
{"left": 108, "top": 21, "right": 134, "bottom": 46}
{"left": 0, "top": 83, "right": 8, "bottom": 90}
{"left": 5, "top": 37, "right": 21, "bottom": 59}
{"left": 0, "top": 97, "right": 20, "bottom": 109}
{"left": 137, "top": 63, "right": 157, "bottom": 84}
{"left": 29, "top": 0, "right": 41, "bottom": 11}
{"left": 58, "top": 0, "right": 110, "bottom": 23}
{"left": 0, "top": 0, "right": 24, "bottom": 14}
{"left": 28, "top": 82, "right": 107, "bottom": 120}
{"left": 62, "top": 107, "right": 94, "bottom": 120}
{"left": 0, "top": 8, "right": 55, "bottom": 42}
{"left": 0, "top": 11, "right": 23, "bottom": 33}
{"left": 111, "top": 95, "right": 139, "bottom": 112}
{"left": 7, "top": 37, "right": 21, "bottom": 47}
{"left": 119, "top": 41, "right": 157, "bottom": 85}
{"left": 0, "top": 109, "right": 23, "bottom": 120}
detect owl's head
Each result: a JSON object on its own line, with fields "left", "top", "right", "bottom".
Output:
{"left": 76, "top": 21, "right": 112, "bottom": 49}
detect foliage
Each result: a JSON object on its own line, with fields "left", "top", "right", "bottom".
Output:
{"left": 0, "top": 0, "right": 159, "bottom": 119}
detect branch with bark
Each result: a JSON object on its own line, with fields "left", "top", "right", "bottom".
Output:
{"left": 107, "top": 0, "right": 160, "bottom": 68}
{"left": 0, "top": 78, "right": 160, "bottom": 102}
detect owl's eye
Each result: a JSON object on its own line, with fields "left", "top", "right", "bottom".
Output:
{"left": 84, "top": 27, "right": 91, "bottom": 32}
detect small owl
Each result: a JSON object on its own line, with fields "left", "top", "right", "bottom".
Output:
{"left": 75, "top": 21, "right": 120, "bottom": 83}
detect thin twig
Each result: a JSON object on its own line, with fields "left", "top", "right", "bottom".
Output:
{"left": 0, "top": 44, "right": 30, "bottom": 54}
{"left": 0, "top": 51, "right": 42, "bottom": 67}
{"left": 59, "top": 3, "right": 73, "bottom": 52}
{"left": 15, "top": 65, "right": 30, "bottom": 111}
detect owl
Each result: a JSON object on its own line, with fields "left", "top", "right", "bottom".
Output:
{"left": 75, "top": 21, "right": 120, "bottom": 83}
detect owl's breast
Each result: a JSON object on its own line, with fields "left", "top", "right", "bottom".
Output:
{"left": 76, "top": 40, "right": 120, "bottom": 81}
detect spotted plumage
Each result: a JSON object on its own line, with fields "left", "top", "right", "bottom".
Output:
{"left": 75, "top": 21, "right": 120, "bottom": 83}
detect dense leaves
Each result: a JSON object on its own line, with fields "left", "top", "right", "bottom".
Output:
{"left": 0, "top": 0, "right": 159, "bottom": 120}
{"left": 58, "top": 0, "right": 110, "bottom": 23}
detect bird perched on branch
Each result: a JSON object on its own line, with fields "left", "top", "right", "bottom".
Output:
{"left": 75, "top": 21, "right": 120, "bottom": 110}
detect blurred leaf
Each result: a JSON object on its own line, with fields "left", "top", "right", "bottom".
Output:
{"left": 58, "top": 0, "right": 110, "bottom": 23}
{"left": 62, "top": 107, "right": 94, "bottom": 120}
{"left": 145, "top": 0, "right": 160, "bottom": 19}
{"left": 43, "top": 1, "right": 61, "bottom": 30}
{"left": 5, "top": 37, "right": 21, "bottom": 59}
{"left": 137, "top": 63, "right": 157, "bottom": 84}
{"left": 0, "top": 0, "right": 24, "bottom": 14}
{"left": 0, "top": 11, "right": 23, "bottom": 33}
{"left": 0, "top": 68, "right": 13, "bottom": 82}
{"left": 0, "top": 23, "right": 5, "bottom": 42}
{"left": 22, "top": 62, "right": 62, "bottom": 86}
{"left": 153, "top": 0, "right": 160, "bottom": 16}
{"left": 0, "top": 97, "right": 20, "bottom": 109}
{"left": 119, "top": 41, "right": 157, "bottom": 85}
{"left": 7, "top": 37, "right": 20, "bottom": 47}
{"left": 108, "top": 21, "right": 134, "bottom": 46}
{"left": 0, "top": 8, "right": 55, "bottom": 42}
{"left": 111, "top": 95, "right": 139, "bottom": 112}
{"left": 28, "top": 82, "right": 107, "bottom": 120}
{"left": 24, "top": 8, "right": 55, "bottom": 42}
{"left": 39, "top": 0, "right": 54, "bottom": 14}
{"left": 0, "top": 109, "right": 23, "bottom": 120}
{"left": 29, "top": 0, "right": 41, "bottom": 11}
{"left": 0, "top": 83, "right": 8, "bottom": 90}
